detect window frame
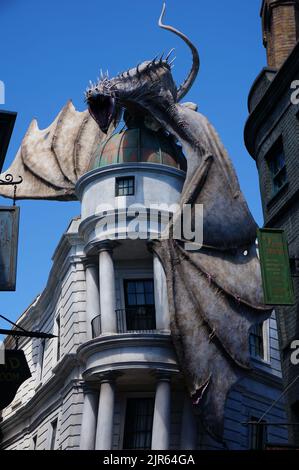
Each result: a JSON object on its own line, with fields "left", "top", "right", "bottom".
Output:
{"left": 249, "top": 320, "right": 270, "bottom": 363}
{"left": 266, "top": 138, "right": 287, "bottom": 196}
{"left": 56, "top": 315, "right": 61, "bottom": 362}
{"left": 49, "top": 418, "right": 58, "bottom": 450}
{"left": 249, "top": 417, "right": 268, "bottom": 450}
{"left": 119, "top": 393, "right": 155, "bottom": 450}
{"left": 115, "top": 176, "right": 135, "bottom": 197}
{"left": 52, "top": 310, "right": 62, "bottom": 368}
{"left": 35, "top": 338, "right": 46, "bottom": 386}
{"left": 123, "top": 278, "right": 156, "bottom": 331}
{"left": 31, "top": 434, "right": 38, "bottom": 450}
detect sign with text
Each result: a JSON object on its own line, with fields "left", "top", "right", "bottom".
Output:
{"left": 257, "top": 228, "right": 295, "bottom": 305}
{"left": 0, "top": 349, "right": 31, "bottom": 409}
{"left": 0, "top": 206, "right": 20, "bottom": 290}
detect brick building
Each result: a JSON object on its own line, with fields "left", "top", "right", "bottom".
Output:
{"left": 244, "top": 0, "right": 299, "bottom": 444}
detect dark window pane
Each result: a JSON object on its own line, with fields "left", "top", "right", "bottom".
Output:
{"left": 50, "top": 419, "right": 58, "bottom": 450}
{"left": 249, "top": 323, "right": 264, "bottom": 359}
{"left": 116, "top": 177, "right": 135, "bottom": 196}
{"left": 144, "top": 280, "right": 154, "bottom": 293}
{"left": 135, "top": 281, "right": 145, "bottom": 293}
{"left": 136, "top": 293, "right": 145, "bottom": 305}
{"left": 123, "top": 398, "right": 154, "bottom": 449}
{"left": 267, "top": 142, "right": 287, "bottom": 195}
{"left": 56, "top": 315, "right": 60, "bottom": 361}
{"left": 250, "top": 418, "right": 267, "bottom": 450}
{"left": 126, "top": 281, "right": 136, "bottom": 293}
{"left": 127, "top": 293, "right": 137, "bottom": 305}
{"left": 124, "top": 280, "right": 156, "bottom": 330}
{"left": 145, "top": 293, "right": 154, "bottom": 304}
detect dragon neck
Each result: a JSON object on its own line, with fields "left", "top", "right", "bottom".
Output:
{"left": 146, "top": 101, "right": 208, "bottom": 181}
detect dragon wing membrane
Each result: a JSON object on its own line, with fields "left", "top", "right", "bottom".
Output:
{"left": 0, "top": 101, "right": 103, "bottom": 200}
{"left": 152, "top": 111, "right": 272, "bottom": 442}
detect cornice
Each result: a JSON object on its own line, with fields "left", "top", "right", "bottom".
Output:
{"left": 77, "top": 332, "right": 174, "bottom": 363}
{"left": 75, "top": 163, "right": 186, "bottom": 199}
{"left": 244, "top": 41, "right": 299, "bottom": 158}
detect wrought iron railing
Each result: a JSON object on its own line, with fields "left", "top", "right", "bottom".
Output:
{"left": 116, "top": 306, "right": 156, "bottom": 333}
{"left": 91, "top": 306, "right": 156, "bottom": 337}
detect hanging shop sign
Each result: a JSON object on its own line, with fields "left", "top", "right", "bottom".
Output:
{"left": 0, "top": 205, "right": 20, "bottom": 291}
{"left": 257, "top": 228, "right": 295, "bottom": 305}
{"left": 0, "top": 349, "right": 31, "bottom": 409}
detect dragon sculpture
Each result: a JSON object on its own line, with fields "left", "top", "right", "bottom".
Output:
{"left": 0, "top": 4, "right": 271, "bottom": 442}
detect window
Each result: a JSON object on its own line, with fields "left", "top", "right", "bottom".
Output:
{"left": 249, "top": 323, "right": 265, "bottom": 359}
{"left": 31, "top": 434, "right": 37, "bottom": 450}
{"left": 50, "top": 419, "right": 58, "bottom": 450}
{"left": 123, "top": 398, "right": 154, "bottom": 449}
{"left": 116, "top": 176, "right": 135, "bottom": 196}
{"left": 250, "top": 417, "right": 267, "bottom": 450}
{"left": 39, "top": 339, "right": 46, "bottom": 381}
{"left": 124, "top": 279, "right": 156, "bottom": 330}
{"left": 56, "top": 315, "right": 61, "bottom": 361}
{"left": 267, "top": 140, "right": 287, "bottom": 195}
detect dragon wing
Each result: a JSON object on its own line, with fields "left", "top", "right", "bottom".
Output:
{"left": 152, "top": 111, "right": 271, "bottom": 442}
{"left": 0, "top": 101, "right": 103, "bottom": 200}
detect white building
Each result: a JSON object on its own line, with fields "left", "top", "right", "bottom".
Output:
{"left": 0, "top": 126, "right": 289, "bottom": 450}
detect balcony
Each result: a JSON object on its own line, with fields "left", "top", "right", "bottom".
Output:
{"left": 91, "top": 306, "right": 156, "bottom": 338}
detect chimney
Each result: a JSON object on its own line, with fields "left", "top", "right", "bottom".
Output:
{"left": 261, "top": 0, "right": 299, "bottom": 68}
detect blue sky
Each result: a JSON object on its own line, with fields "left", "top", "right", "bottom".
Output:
{"left": 0, "top": 0, "right": 266, "bottom": 331}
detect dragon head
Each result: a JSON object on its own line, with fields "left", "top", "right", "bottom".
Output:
{"left": 85, "top": 3, "right": 200, "bottom": 133}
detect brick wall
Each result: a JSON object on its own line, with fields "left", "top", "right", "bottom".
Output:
{"left": 262, "top": 1, "right": 299, "bottom": 68}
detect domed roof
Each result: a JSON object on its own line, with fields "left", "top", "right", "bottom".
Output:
{"left": 91, "top": 126, "right": 187, "bottom": 171}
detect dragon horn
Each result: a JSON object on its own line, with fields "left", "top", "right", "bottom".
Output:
{"left": 165, "top": 48, "right": 175, "bottom": 61}
{"left": 158, "top": 2, "right": 200, "bottom": 101}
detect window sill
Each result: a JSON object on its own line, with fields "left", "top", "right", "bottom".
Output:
{"left": 11, "top": 399, "right": 22, "bottom": 410}
{"left": 35, "top": 382, "right": 43, "bottom": 392}
{"left": 251, "top": 355, "right": 271, "bottom": 367}
{"left": 267, "top": 181, "right": 289, "bottom": 208}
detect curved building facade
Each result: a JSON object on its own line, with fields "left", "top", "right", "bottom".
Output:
{"left": 0, "top": 126, "right": 288, "bottom": 450}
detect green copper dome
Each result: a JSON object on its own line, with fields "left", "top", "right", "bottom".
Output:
{"left": 92, "top": 126, "right": 187, "bottom": 171}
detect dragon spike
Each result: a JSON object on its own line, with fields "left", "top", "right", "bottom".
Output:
{"left": 89, "top": 80, "right": 93, "bottom": 88}
{"left": 100, "top": 69, "right": 104, "bottom": 80}
{"left": 152, "top": 54, "right": 159, "bottom": 64}
{"left": 106, "top": 69, "right": 109, "bottom": 78}
{"left": 165, "top": 48, "right": 175, "bottom": 62}
{"left": 136, "top": 63, "right": 141, "bottom": 76}
{"left": 168, "top": 57, "right": 176, "bottom": 67}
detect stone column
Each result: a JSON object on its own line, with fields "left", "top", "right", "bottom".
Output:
{"left": 151, "top": 373, "right": 171, "bottom": 450}
{"left": 80, "top": 385, "right": 99, "bottom": 450}
{"left": 84, "top": 258, "right": 100, "bottom": 340}
{"left": 180, "top": 395, "right": 197, "bottom": 450}
{"left": 153, "top": 254, "right": 170, "bottom": 331}
{"left": 95, "top": 375, "right": 116, "bottom": 450}
{"left": 98, "top": 242, "right": 117, "bottom": 334}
